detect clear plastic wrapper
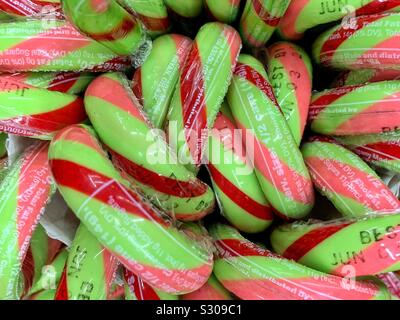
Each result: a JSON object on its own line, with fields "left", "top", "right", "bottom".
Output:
{"left": 211, "top": 223, "right": 392, "bottom": 300}
{"left": 0, "top": 0, "right": 63, "bottom": 19}
{"left": 0, "top": 20, "right": 132, "bottom": 72}
{"left": 271, "top": 213, "right": 400, "bottom": 277}
{"left": 0, "top": 75, "right": 87, "bottom": 139}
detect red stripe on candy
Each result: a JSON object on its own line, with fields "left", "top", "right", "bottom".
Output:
{"left": 132, "top": 69, "right": 143, "bottom": 101}
{"left": 234, "top": 63, "right": 281, "bottom": 111}
{"left": 110, "top": 149, "right": 208, "bottom": 198}
{"left": 356, "top": 0, "right": 400, "bottom": 16}
{"left": 124, "top": 269, "right": 160, "bottom": 300}
{"left": 355, "top": 141, "right": 400, "bottom": 162}
{"left": 208, "top": 163, "right": 273, "bottom": 220}
{"left": 215, "top": 238, "right": 276, "bottom": 259}
{"left": 50, "top": 159, "right": 168, "bottom": 226}
{"left": 89, "top": 17, "right": 137, "bottom": 42}
{"left": 282, "top": 222, "right": 353, "bottom": 261}
{"left": 136, "top": 13, "right": 170, "bottom": 32}
{"left": 252, "top": 0, "right": 281, "bottom": 27}
{"left": 54, "top": 265, "right": 68, "bottom": 300}
{"left": 47, "top": 72, "right": 81, "bottom": 93}
{"left": 319, "top": 14, "right": 385, "bottom": 66}
{"left": 180, "top": 43, "right": 208, "bottom": 165}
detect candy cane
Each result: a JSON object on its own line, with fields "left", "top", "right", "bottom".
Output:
{"left": 338, "top": 132, "right": 400, "bottom": 174}
{"left": 166, "top": 22, "right": 241, "bottom": 172}
{"left": 309, "top": 81, "right": 400, "bottom": 136}
{"left": 239, "top": 0, "right": 291, "bottom": 48}
{"left": 0, "top": 142, "right": 54, "bottom": 299}
{"left": 207, "top": 106, "right": 274, "bottom": 233}
{"left": 0, "top": 20, "right": 131, "bottom": 72}
{"left": 117, "top": 0, "right": 170, "bottom": 37}
{"left": 267, "top": 41, "right": 313, "bottom": 146}
{"left": 271, "top": 213, "right": 400, "bottom": 277}
{"left": 132, "top": 34, "right": 192, "bottom": 129}
{"left": 211, "top": 223, "right": 392, "bottom": 300}
{"left": 85, "top": 72, "right": 215, "bottom": 221}
{"left": 0, "top": 76, "right": 87, "bottom": 139}
{"left": 279, "top": 0, "right": 400, "bottom": 40}
{"left": 332, "top": 69, "right": 400, "bottom": 87}
{"left": 227, "top": 54, "right": 314, "bottom": 220}
{"left": 302, "top": 136, "right": 400, "bottom": 218}
{"left": 11, "top": 72, "right": 95, "bottom": 95}
{"left": 204, "top": 0, "right": 241, "bottom": 24}
{"left": 124, "top": 269, "right": 178, "bottom": 300}
{"left": 55, "top": 224, "right": 119, "bottom": 300}
{"left": 48, "top": 124, "right": 214, "bottom": 294}
{"left": 313, "top": 13, "right": 400, "bottom": 70}
{"left": 62, "top": 0, "right": 147, "bottom": 56}
{"left": 182, "top": 274, "right": 232, "bottom": 300}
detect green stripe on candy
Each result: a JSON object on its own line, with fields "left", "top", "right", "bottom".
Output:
{"left": 134, "top": 34, "right": 192, "bottom": 128}
{"left": 182, "top": 273, "right": 232, "bottom": 300}
{"left": 310, "top": 81, "right": 400, "bottom": 136}
{"left": 239, "top": 0, "right": 291, "bottom": 48}
{"left": 29, "top": 289, "right": 56, "bottom": 300}
{"left": 338, "top": 132, "right": 400, "bottom": 174}
{"left": 0, "top": 142, "right": 55, "bottom": 299}
{"left": 267, "top": 41, "right": 313, "bottom": 146}
{"left": 302, "top": 139, "right": 400, "bottom": 218}
{"left": 271, "top": 213, "right": 400, "bottom": 276}
{"left": 227, "top": 54, "right": 314, "bottom": 220}
{"left": 204, "top": 0, "right": 240, "bottom": 24}
{"left": 210, "top": 223, "right": 391, "bottom": 300}
{"left": 57, "top": 224, "right": 118, "bottom": 300}
{"left": 164, "top": 0, "right": 202, "bottom": 18}
{"left": 62, "top": 0, "right": 146, "bottom": 56}
{"left": 48, "top": 124, "right": 213, "bottom": 294}
{"left": 312, "top": 13, "right": 400, "bottom": 70}
{"left": 85, "top": 72, "right": 215, "bottom": 221}
{"left": 0, "top": 20, "right": 129, "bottom": 72}
{"left": 207, "top": 109, "right": 273, "bottom": 233}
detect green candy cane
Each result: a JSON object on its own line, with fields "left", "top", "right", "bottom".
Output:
{"left": 227, "top": 54, "right": 314, "bottom": 220}
{"left": 62, "top": 0, "right": 147, "bottom": 56}
{"left": 271, "top": 213, "right": 400, "bottom": 277}
{"left": 54, "top": 224, "right": 119, "bottom": 300}
{"left": 85, "top": 72, "right": 215, "bottom": 221}
{"left": 267, "top": 41, "right": 313, "bottom": 146}
{"left": 49, "top": 124, "right": 214, "bottom": 294}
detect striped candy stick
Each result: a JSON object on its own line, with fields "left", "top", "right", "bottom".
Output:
{"left": 124, "top": 269, "right": 178, "bottom": 300}
{"left": 166, "top": 22, "right": 241, "bottom": 171}
{"left": 278, "top": 0, "right": 400, "bottom": 40}
{"left": 206, "top": 105, "right": 274, "bottom": 233}
{"left": 378, "top": 273, "right": 400, "bottom": 299}
{"left": 0, "top": 76, "right": 87, "bottom": 140}
{"left": 21, "top": 224, "right": 63, "bottom": 295}
{"left": 132, "top": 34, "right": 192, "bottom": 129}
{"left": 239, "top": 0, "right": 291, "bottom": 48}
{"left": 267, "top": 41, "right": 313, "bottom": 146}
{"left": 309, "top": 81, "right": 400, "bottom": 136}
{"left": 337, "top": 132, "right": 400, "bottom": 174}
{"left": 164, "top": 0, "right": 203, "bottom": 18}
{"left": 210, "top": 223, "right": 392, "bottom": 300}
{"left": 227, "top": 54, "right": 314, "bottom": 220}
{"left": 313, "top": 13, "right": 400, "bottom": 70}
{"left": 11, "top": 72, "right": 96, "bottom": 95}
{"left": 0, "top": 0, "right": 62, "bottom": 18}
{"left": 62, "top": 0, "right": 147, "bottom": 56}
{"left": 0, "top": 20, "right": 131, "bottom": 73}
{"left": 49, "top": 124, "right": 214, "bottom": 294}
{"left": 204, "top": 0, "right": 241, "bottom": 24}
{"left": 332, "top": 69, "right": 400, "bottom": 87}
{"left": 55, "top": 224, "right": 119, "bottom": 300}
{"left": 117, "top": 0, "right": 170, "bottom": 37}
{"left": 302, "top": 137, "right": 400, "bottom": 218}
{"left": 28, "top": 248, "right": 68, "bottom": 296}
{"left": 271, "top": 213, "right": 400, "bottom": 277}
{"left": 85, "top": 72, "right": 215, "bottom": 222}
{"left": 182, "top": 274, "right": 232, "bottom": 300}
{"left": 0, "top": 142, "right": 55, "bottom": 299}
